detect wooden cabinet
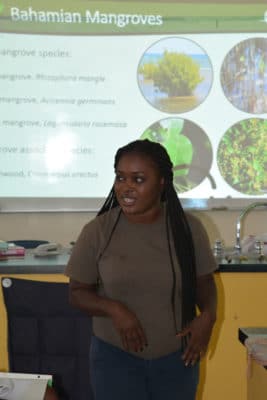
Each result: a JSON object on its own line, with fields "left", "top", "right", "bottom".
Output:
{"left": 196, "top": 272, "right": 267, "bottom": 400}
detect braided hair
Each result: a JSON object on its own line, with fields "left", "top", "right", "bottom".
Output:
{"left": 98, "top": 139, "right": 197, "bottom": 336}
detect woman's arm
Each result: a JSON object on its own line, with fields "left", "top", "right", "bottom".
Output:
{"left": 69, "top": 279, "right": 147, "bottom": 352}
{"left": 69, "top": 279, "right": 118, "bottom": 317}
{"left": 196, "top": 272, "right": 217, "bottom": 324}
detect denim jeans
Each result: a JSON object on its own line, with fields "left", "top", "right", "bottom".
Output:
{"left": 90, "top": 336, "right": 199, "bottom": 400}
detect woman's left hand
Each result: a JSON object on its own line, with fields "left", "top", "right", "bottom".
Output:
{"left": 176, "top": 311, "right": 214, "bottom": 366}
{"left": 177, "top": 273, "right": 217, "bottom": 366}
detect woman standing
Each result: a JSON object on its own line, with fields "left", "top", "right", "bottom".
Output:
{"left": 65, "top": 139, "right": 217, "bottom": 400}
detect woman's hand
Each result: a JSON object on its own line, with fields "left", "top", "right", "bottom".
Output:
{"left": 69, "top": 279, "right": 147, "bottom": 353}
{"left": 110, "top": 302, "right": 147, "bottom": 353}
{"left": 177, "top": 273, "right": 217, "bottom": 366}
{"left": 177, "top": 311, "right": 215, "bottom": 366}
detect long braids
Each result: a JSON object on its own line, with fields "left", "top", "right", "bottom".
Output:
{"left": 98, "top": 187, "right": 118, "bottom": 215}
{"left": 164, "top": 176, "right": 197, "bottom": 342}
{"left": 98, "top": 139, "right": 197, "bottom": 337}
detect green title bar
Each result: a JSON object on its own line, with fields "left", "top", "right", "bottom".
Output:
{"left": 0, "top": 1, "right": 267, "bottom": 34}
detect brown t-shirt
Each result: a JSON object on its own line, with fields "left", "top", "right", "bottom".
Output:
{"left": 65, "top": 206, "right": 216, "bottom": 359}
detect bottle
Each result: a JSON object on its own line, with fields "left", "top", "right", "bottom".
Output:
{"left": 213, "top": 239, "right": 224, "bottom": 261}
{"left": 254, "top": 240, "right": 262, "bottom": 254}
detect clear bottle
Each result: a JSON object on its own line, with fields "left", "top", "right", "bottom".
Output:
{"left": 254, "top": 240, "right": 263, "bottom": 255}
{"left": 253, "top": 240, "right": 265, "bottom": 262}
{"left": 213, "top": 239, "right": 224, "bottom": 261}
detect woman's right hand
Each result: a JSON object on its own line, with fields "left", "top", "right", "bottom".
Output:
{"left": 69, "top": 280, "right": 147, "bottom": 352}
{"left": 110, "top": 302, "right": 147, "bottom": 353}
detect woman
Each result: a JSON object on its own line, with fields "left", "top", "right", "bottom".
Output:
{"left": 65, "top": 139, "right": 217, "bottom": 400}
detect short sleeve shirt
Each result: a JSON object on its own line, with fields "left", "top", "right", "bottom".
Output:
{"left": 65, "top": 206, "right": 217, "bottom": 359}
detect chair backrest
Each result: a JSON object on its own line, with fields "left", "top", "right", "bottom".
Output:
{"left": 1, "top": 277, "right": 94, "bottom": 400}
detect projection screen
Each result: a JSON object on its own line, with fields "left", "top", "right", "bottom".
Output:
{"left": 0, "top": 1, "right": 266, "bottom": 211}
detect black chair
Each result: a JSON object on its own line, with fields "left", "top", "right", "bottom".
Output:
{"left": 7, "top": 240, "right": 49, "bottom": 249}
{"left": 1, "top": 277, "right": 94, "bottom": 400}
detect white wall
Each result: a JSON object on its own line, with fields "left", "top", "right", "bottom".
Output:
{"left": 0, "top": 209, "right": 266, "bottom": 249}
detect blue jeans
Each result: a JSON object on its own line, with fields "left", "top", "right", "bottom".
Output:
{"left": 90, "top": 336, "right": 199, "bottom": 400}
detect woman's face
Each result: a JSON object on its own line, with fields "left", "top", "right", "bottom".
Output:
{"left": 114, "top": 152, "right": 164, "bottom": 223}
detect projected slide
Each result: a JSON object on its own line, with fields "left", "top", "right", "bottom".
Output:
{"left": 137, "top": 37, "right": 213, "bottom": 113}
{"left": 0, "top": 1, "right": 266, "bottom": 211}
{"left": 140, "top": 118, "right": 213, "bottom": 193}
{"left": 217, "top": 118, "right": 266, "bottom": 195}
{"left": 221, "top": 38, "right": 267, "bottom": 114}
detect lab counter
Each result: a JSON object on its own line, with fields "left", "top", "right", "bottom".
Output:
{"left": 0, "top": 249, "right": 70, "bottom": 274}
{"left": 1, "top": 250, "right": 267, "bottom": 273}
{"left": 239, "top": 326, "right": 267, "bottom": 346}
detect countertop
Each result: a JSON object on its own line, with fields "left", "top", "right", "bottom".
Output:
{"left": 0, "top": 249, "right": 267, "bottom": 274}
{"left": 239, "top": 327, "right": 267, "bottom": 369}
{"left": 0, "top": 249, "right": 70, "bottom": 274}
{"left": 239, "top": 327, "right": 267, "bottom": 344}
{"left": 217, "top": 262, "right": 267, "bottom": 272}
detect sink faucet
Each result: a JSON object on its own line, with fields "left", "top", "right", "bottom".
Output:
{"left": 235, "top": 202, "right": 267, "bottom": 253}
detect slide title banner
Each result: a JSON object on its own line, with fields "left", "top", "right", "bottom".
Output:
{"left": 0, "top": 1, "right": 267, "bottom": 34}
